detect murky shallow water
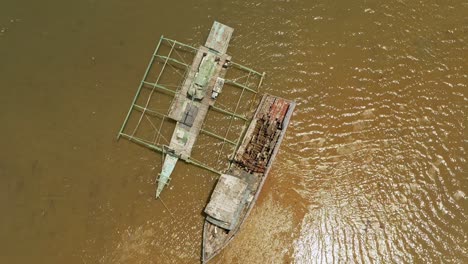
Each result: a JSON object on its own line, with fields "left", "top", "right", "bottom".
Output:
{"left": 1, "top": 0, "right": 467, "bottom": 263}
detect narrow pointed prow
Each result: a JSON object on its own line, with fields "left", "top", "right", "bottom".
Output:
{"left": 155, "top": 183, "right": 162, "bottom": 199}
{"left": 156, "top": 153, "right": 179, "bottom": 198}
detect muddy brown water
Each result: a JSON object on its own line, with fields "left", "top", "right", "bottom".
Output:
{"left": 1, "top": 0, "right": 467, "bottom": 263}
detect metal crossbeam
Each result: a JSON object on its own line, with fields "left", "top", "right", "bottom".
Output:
{"left": 162, "top": 37, "right": 197, "bottom": 51}
{"left": 142, "top": 81, "right": 176, "bottom": 94}
{"left": 231, "top": 62, "right": 262, "bottom": 76}
{"left": 210, "top": 105, "right": 247, "bottom": 121}
{"left": 119, "top": 133, "right": 164, "bottom": 153}
{"left": 154, "top": 115, "right": 168, "bottom": 146}
{"left": 200, "top": 129, "right": 237, "bottom": 146}
{"left": 121, "top": 133, "right": 221, "bottom": 175}
{"left": 257, "top": 72, "right": 265, "bottom": 92}
{"left": 117, "top": 35, "right": 165, "bottom": 139}
{"left": 117, "top": 32, "right": 265, "bottom": 179}
{"left": 130, "top": 41, "right": 176, "bottom": 138}
{"left": 186, "top": 157, "right": 222, "bottom": 175}
{"left": 224, "top": 79, "right": 257, "bottom": 94}
{"left": 215, "top": 71, "right": 251, "bottom": 164}
{"left": 154, "top": 55, "right": 189, "bottom": 68}
{"left": 132, "top": 104, "right": 166, "bottom": 119}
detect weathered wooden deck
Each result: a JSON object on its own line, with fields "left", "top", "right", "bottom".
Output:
{"left": 202, "top": 94, "right": 296, "bottom": 263}
{"left": 205, "top": 21, "right": 234, "bottom": 54}
{"left": 167, "top": 45, "right": 232, "bottom": 160}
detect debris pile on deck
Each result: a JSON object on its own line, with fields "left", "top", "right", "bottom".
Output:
{"left": 236, "top": 97, "right": 290, "bottom": 173}
{"left": 203, "top": 94, "right": 295, "bottom": 263}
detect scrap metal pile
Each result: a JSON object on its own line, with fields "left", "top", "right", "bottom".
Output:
{"left": 237, "top": 98, "right": 290, "bottom": 173}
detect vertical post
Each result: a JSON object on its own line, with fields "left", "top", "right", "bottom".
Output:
{"left": 257, "top": 72, "right": 265, "bottom": 93}
{"left": 248, "top": 71, "right": 265, "bottom": 115}
{"left": 117, "top": 35, "right": 164, "bottom": 139}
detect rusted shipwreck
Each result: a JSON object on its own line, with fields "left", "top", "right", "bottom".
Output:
{"left": 203, "top": 95, "right": 294, "bottom": 262}
{"left": 116, "top": 21, "right": 295, "bottom": 263}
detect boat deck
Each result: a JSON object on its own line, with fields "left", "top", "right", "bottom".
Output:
{"left": 167, "top": 45, "right": 231, "bottom": 159}
{"left": 205, "top": 21, "right": 234, "bottom": 54}
{"left": 202, "top": 94, "right": 296, "bottom": 263}
{"left": 156, "top": 22, "right": 235, "bottom": 197}
{"left": 165, "top": 21, "right": 233, "bottom": 160}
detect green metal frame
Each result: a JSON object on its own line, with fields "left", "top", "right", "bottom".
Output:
{"left": 117, "top": 36, "right": 197, "bottom": 140}
{"left": 117, "top": 35, "right": 165, "bottom": 140}
{"left": 218, "top": 71, "right": 266, "bottom": 167}
{"left": 117, "top": 36, "right": 266, "bottom": 177}
{"left": 231, "top": 62, "right": 263, "bottom": 76}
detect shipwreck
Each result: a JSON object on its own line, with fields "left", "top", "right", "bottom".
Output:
{"left": 116, "top": 21, "right": 295, "bottom": 263}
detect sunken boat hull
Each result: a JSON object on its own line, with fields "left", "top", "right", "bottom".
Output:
{"left": 202, "top": 94, "right": 295, "bottom": 263}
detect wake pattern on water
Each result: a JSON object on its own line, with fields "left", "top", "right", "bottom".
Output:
{"left": 239, "top": 1, "right": 468, "bottom": 263}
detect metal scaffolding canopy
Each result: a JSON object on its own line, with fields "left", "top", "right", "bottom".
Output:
{"left": 117, "top": 22, "right": 266, "bottom": 198}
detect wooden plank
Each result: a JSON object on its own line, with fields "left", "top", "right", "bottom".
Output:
{"left": 166, "top": 37, "right": 233, "bottom": 160}
{"left": 205, "top": 21, "right": 234, "bottom": 54}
